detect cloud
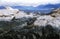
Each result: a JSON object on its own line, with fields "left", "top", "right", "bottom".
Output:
{"left": 0, "top": 0, "right": 60, "bottom": 7}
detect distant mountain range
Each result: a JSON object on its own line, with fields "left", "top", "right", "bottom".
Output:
{"left": 0, "top": 4, "right": 60, "bottom": 10}
{"left": 0, "top": 4, "right": 60, "bottom": 14}
{"left": 11, "top": 4, "right": 60, "bottom": 10}
{"left": 11, "top": 4, "right": 60, "bottom": 13}
{"left": 0, "top": 6, "right": 5, "bottom": 9}
{"left": 36, "top": 4, "right": 60, "bottom": 9}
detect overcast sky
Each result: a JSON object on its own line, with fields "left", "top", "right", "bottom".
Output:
{"left": 0, "top": 0, "right": 60, "bottom": 7}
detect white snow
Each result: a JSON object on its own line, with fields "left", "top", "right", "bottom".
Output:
{"left": 34, "top": 15, "right": 60, "bottom": 29}
{"left": 34, "top": 15, "right": 54, "bottom": 26}
{"left": 0, "top": 16, "right": 14, "bottom": 21}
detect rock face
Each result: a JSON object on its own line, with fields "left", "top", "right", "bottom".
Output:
{"left": 34, "top": 8, "right": 60, "bottom": 29}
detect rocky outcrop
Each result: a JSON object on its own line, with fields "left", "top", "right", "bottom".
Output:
{"left": 51, "top": 8, "right": 60, "bottom": 17}
{"left": 0, "top": 6, "right": 37, "bottom": 21}
{"left": 34, "top": 8, "right": 60, "bottom": 29}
